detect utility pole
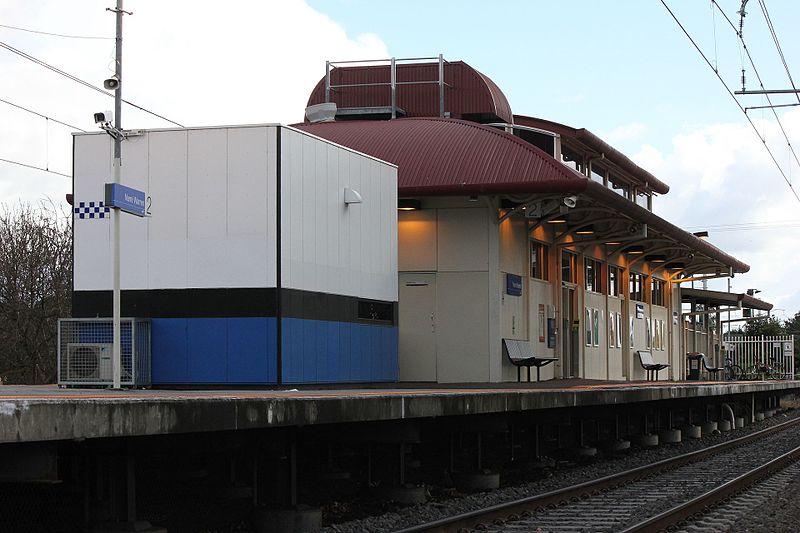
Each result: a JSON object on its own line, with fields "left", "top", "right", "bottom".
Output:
{"left": 109, "top": 0, "right": 126, "bottom": 389}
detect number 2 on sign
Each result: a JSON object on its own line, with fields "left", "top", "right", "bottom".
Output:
{"left": 146, "top": 196, "right": 152, "bottom": 216}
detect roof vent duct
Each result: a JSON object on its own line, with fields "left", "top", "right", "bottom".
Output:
{"left": 305, "top": 102, "right": 337, "bottom": 123}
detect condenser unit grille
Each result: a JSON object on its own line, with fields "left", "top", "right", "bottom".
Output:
{"left": 58, "top": 318, "right": 151, "bottom": 387}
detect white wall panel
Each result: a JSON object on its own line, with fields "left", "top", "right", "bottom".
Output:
{"left": 187, "top": 129, "right": 228, "bottom": 287}
{"left": 280, "top": 128, "right": 397, "bottom": 302}
{"left": 147, "top": 130, "right": 188, "bottom": 289}
{"left": 73, "top": 135, "right": 112, "bottom": 291}
{"left": 436, "top": 272, "right": 489, "bottom": 382}
{"left": 226, "top": 127, "right": 271, "bottom": 287}
{"left": 437, "top": 208, "right": 488, "bottom": 272}
{"left": 118, "top": 135, "right": 149, "bottom": 289}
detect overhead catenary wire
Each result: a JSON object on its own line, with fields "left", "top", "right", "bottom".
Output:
{"left": 661, "top": 0, "right": 800, "bottom": 203}
{"left": 0, "top": 40, "right": 184, "bottom": 128}
{"left": 0, "top": 97, "right": 87, "bottom": 132}
{"left": 0, "top": 157, "right": 70, "bottom": 178}
{"left": 711, "top": 0, "right": 800, "bottom": 176}
{"left": 0, "top": 22, "right": 112, "bottom": 40}
{"left": 757, "top": 0, "right": 800, "bottom": 105}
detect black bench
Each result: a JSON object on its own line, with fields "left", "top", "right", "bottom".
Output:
{"left": 699, "top": 353, "right": 724, "bottom": 379}
{"left": 636, "top": 350, "right": 670, "bottom": 381}
{"left": 503, "top": 339, "right": 558, "bottom": 382}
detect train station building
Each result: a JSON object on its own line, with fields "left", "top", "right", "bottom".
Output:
{"left": 295, "top": 57, "right": 772, "bottom": 384}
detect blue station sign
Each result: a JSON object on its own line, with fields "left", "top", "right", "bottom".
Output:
{"left": 506, "top": 273, "right": 523, "bottom": 296}
{"left": 104, "top": 183, "right": 146, "bottom": 217}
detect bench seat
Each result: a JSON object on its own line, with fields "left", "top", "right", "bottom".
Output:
{"left": 636, "top": 350, "right": 669, "bottom": 381}
{"left": 503, "top": 339, "right": 558, "bottom": 382}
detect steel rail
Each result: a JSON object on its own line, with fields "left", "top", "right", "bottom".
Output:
{"left": 620, "top": 441, "right": 800, "bottom": 532}
{"left": 395, "top": 415, "right": 800, "bottom": 533}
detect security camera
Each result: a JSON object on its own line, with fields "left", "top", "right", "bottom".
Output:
{"left": 563, "top": 195, "right": 577, "bottom": 208}
{"left": 94, "top": 110, "right": 113, "bottom": 124}
{"left": 103, "top": 76, "right": 120, "bottom": 91}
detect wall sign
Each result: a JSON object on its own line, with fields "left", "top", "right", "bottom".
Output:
{"left": 104, "top": 183, "right": 146, "bottom": 217}
{"left": 672, "top": 311, "right": 679, "bottom": 325}
{"left": 635, "top": 303, "right": 645, "bottom": 319}
{"left": 538, "top": 304, "right": 545, "bottom": 343}
{"left": 506, "top": 273, "right": 522, "bottom": 296}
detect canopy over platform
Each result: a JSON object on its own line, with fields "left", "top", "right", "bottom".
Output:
{"left": 681, "top": 287, "right": 774, "bottom": 311}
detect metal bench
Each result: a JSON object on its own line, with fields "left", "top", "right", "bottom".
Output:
{"left": 695, "top": 352, "right": 724, "bottom": 379}
{"left": 636, "top": 350, "right": 670, "bottom": 381}
{"left": 502, "top": 339, "right": 558, "bottom": 382}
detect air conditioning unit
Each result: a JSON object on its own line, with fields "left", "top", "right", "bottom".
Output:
{"left": 65, "top": 343, "right": 113, "bottom": 382}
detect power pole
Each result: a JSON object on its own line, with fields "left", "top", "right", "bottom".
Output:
{"left": 109, "top": 0, "right": 128, "bottom": 389}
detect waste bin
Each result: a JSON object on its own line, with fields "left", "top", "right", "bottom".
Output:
{"left": 686, "top": 352, "right": 703, "bottom": 380}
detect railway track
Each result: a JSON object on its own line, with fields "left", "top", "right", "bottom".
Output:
{"left": 397, "top": 415, "right": 800, "bottom": 533}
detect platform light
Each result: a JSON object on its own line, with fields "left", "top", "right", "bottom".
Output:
{"left": 646, "top": 254, "right": 667, "bottom": 263}
{"left": 664, "top": 262, "right": 685, "bottom": 270}
{"left": 398, "top": 199, "right": 421, "bottom": 211}
{"left": 624, "top": 245, "right": 645, "bottom": 255}
{"left": 547, "top": 218, "right": 567, "bottom": 224}
{"left": 693, "top": 231, "right": 709, "bottom": 240}
{"left": 604, "top": 241, "right": 622, "bottom": 245}
{"left": 575, "top": 225, "right": 594, "bottom": 235}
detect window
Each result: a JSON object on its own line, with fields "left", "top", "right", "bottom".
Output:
{"left": 609, "top": 312, "right": 617, "bottom": 348}
{"left": 646, "top": 318, "right": 652, "bottom": 349}
{"left": 585, "top": 307, "right": 593, "bottom": 346}
{"left": 651, "top": 278, "right": 665, "bottom": 306}
{"left": 615, "top": 313, "right": 623, "bottom": 348}
{"left": 357, "top": 300, "right": 394, "bottom": 323}
{"left": 629, "top": 316, "right": 635, "bottom": 348}
{"left": 629, "top": 272, "right": 646, "bottom": 302}
{"left": 530, "top": 241, "right": 549, "bottom": 280}
{"left": 593, "top": 309, "right": 601, "bottom": 347}
{"left": 584, "top": 258, "right": 601, "bottom": 293}
{"left": 562, "top": 251, "right": 577, "bottom": 284}
{"left": 608, "top": 265, "right": 621, "bottom": 297}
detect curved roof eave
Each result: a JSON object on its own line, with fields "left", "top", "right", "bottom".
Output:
{"left": 514, "top": 115, "right": 670, "bottom": 195}
{"left": 292, "top": 117, "right": 590, "bottom": 196}
{"left": 584, "top": 181, "right": 749, "bottom": 274}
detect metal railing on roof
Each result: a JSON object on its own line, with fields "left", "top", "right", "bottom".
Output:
{"left": 324, "top": 54, "right": 452, "bottom": 119}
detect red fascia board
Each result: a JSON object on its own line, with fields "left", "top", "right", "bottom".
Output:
{"left": 740, "top": 294, "right": 773, "bottom": 311}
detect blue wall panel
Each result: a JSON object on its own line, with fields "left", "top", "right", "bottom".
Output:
{"left": 227, "top": 317, "right": 276, "bottom": 383}
{"left": 188, "top": 319, "right": 227, "bottom": 383}
{"left": 281, "top": 318, "right": 397, "bottom": 383}
{"left": 151, "top": 318, "right": 188, "bottom": 383}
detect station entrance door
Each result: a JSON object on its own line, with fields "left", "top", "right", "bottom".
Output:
{"left": 562, "top": 285, "right": 579, "bottom": 378}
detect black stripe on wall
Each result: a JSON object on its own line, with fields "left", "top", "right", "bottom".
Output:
{"left": 72, "top": 287, "right": 397, "bottom": 326}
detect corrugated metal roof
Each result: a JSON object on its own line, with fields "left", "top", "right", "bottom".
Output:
{"left": 514, "top": 115, "right": 670, "bottom": 195}
{"left": 293, "top": 117, "right": 589, "bottom": 196}
{"left": 681, "top": 288, "right": 772, "bottom": 310}
{"left": 307, "top": 61, "right": 513, "bottom": 124}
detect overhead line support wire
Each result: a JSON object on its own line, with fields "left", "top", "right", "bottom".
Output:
{"left": 711, "top": 0, "right": 800, "bottom": 173}
{"left": 0, "top": 97, "right": 87, "bottom": 131}
{"left": 0, "top": 40, "right": 184, "bottom": 128}
{"left": 663, "top": 0, "right": 800, "bottom": 203}
{"left": 0, "top": 157, "right": 70, "bottom": 178}
{"left": 0, "top": 23, "right": 113, "bottom": 40}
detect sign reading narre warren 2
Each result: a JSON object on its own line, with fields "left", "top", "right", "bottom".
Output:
{"left": 104, "top": 183, "right": 146, "bottom": 217}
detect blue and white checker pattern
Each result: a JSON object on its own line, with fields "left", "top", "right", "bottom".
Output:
{"left": 74, "top": 201, "right": 110, "bottom": 219}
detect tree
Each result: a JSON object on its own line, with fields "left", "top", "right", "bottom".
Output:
{"left": 734, "top": 315, "right": 787, "bottom": 336}
{"left": 0, "top": 201, "right": 72, "bottom": 384}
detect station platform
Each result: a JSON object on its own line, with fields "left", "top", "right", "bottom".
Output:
{"left": 1, "top": 379, "right": 798, "bottom": 444}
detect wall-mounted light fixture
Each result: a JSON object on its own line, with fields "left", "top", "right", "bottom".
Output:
{"left": 344, "top": 188, "right": 363, "bottom": 205}
{"left": 546, "top": 218, "right": 567, "bottom": 224}
{"left": 575, "top": 224, "right": 594, "bottom": 235}
{"left": 398, "top": 198, "right": 421, "bottom": 211}
{"left": 624, "top": 245, "right": 645, "bottom": 255}
{"left": 604, "top": 241, "right": 622, "bottom": 245}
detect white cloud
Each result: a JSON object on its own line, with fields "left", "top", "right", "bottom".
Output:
{"left": 603, "top": 122, "right": 646, "bottom": 143}
{"left": 0, "top": 0, "right": 389, "bottom": 205}
{"left": 631, "top": 108, "right": 800, "bottom": 314}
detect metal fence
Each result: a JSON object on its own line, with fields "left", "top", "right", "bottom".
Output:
{"left": 723, "top": 334, "right": 795, "bottom": 379}
{"left": 57, "top": 318, "right": 151, "bottom": 387}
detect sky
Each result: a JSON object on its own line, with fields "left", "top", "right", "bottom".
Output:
{"left": 1, "top": 0, "right": 799, "bottom": 318}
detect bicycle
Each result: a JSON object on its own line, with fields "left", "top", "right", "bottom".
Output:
{"left": 723, "top": 355, "right": 742, "bottom": 381}
{"left": 742, "top": 356, "right": 780, "bottom": 380}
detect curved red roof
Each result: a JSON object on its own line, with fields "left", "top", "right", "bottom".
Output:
{"left": 292, "top": 118, "right": 589, "bottom": 196}
{"left": 306, "top": 61, "right": 513, "bottom": 124}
